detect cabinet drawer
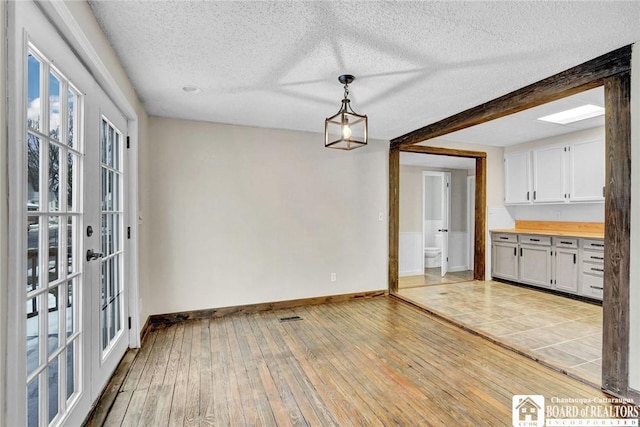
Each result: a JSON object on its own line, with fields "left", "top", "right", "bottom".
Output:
{"left": 520, "top": 235, "right": 551, "bottom": 246}
{"left": 554, "top": 238, "right": 578, "bottom": 248}
{"left": 582, "top": 239, "right": 604, "bottom": 251}
{"left": 582, "top": 263, "right": 604, "bottom": 277}
{"left": 582, "top": 273, "right": 603, "bottom": 300}
{"left": 582, "top": 250, "right": 605, "bottom": 264}
{"left": 492, "top": 233, "right": 517, "bottom": 243}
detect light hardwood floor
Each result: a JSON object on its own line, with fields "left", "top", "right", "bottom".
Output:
{"left": 86, "top": 297, "right": 627, "bottom": 426}
{"left": 398, "top": 280, "right": 602, "bottom": 386}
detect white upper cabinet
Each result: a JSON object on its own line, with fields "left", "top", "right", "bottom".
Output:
{"left": 532, "top": 145, "right": 566, "bottom": 203}
{"left": 568, "top": 138, "right": 605, "bottom": 202}
{"left": 504, "top": 136, "right": 605, "bottom": 205}
{"left": 504, "top": 151, "right": 531, "bottom": 204}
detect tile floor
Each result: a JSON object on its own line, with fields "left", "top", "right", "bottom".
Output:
{"left": 397, "top": 280, "right": 603, "bottom": 386}
{"left": 398, "top": 268, "right": 474, "bottom": 289}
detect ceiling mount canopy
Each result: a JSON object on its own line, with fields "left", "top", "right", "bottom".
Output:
{"left": 325, "top": 74, "right": 368, "bottom": 150}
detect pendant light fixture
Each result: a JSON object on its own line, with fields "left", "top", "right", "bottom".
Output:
{"left": 325, "top": 74, "right": 368, "bottom": 150}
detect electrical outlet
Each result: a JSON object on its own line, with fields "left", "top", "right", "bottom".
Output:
{"left": 330, "top": 273, "right": 337, "bottom": 282}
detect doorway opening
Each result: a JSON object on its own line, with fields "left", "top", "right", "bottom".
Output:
{"left": 397, "top": 154, "right": 476, "bottom": 290}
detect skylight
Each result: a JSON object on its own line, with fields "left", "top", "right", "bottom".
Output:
{"left": 537, "top": 104, "right": 605, "bottom": 125}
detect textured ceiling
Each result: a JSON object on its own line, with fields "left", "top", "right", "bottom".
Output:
{"left": 87, "top": 1, "right": 640, "bottom": 144}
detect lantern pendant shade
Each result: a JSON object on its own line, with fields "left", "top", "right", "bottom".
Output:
{"left": 325, "top": 75, "right": 368, "bottom": 150}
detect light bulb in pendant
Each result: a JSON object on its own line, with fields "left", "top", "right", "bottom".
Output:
{"left": 342, "top": 124, "right": 352, "bottom": 139}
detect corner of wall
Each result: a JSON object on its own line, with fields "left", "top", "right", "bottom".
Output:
{"left": 628, "top": 41, "right": 640, "bottom": 393}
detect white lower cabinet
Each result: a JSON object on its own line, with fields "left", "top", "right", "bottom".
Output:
{"left": 519, "top": 242, "right": 552, "bottom": 288}
{"left": 580, "top": 239, "right": 605, "bottom": 300}
{"left": 553, "top": 239, "right": 579, "bottom": 294}
{"left": 491, "top": 232, "right": 603, "bottom": 301}
{"left": 491, "top": 234, "right": 518, "bottom": 281}
{"left": 581, "top": 271, "right": 604, "bottom": 300}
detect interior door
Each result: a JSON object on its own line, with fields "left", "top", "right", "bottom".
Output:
{"left": 9, "top": 2, "right": 130, "bottom": 425}
{"left": 440, "top": 173, "right": 451, "bottom": 277}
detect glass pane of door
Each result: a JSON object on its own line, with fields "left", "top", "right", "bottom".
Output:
{"left": 100, "top": 118, "right": 124, "bottom": 354}
{"left": 25, "top": 46, "right": 83, "bottom": 427}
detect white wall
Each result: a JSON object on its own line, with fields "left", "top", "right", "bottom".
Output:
{"left": 0, "top": 2, "right": 8, "bottom": 424}
{"left": 505, "top": 127, "right": 605, "bottom": 223}
{"left": 144, "top": 117, "right": 388, "bottom": 315}
{"left": 629, "top": 42, "right": 640, "bottom": 395}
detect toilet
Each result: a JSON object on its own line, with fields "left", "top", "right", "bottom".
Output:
{"left": 424, "top": 233, "right": 443, "bottom": 268}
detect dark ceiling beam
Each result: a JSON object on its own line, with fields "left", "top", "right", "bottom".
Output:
{"left": 390, "top": 45, "right": 632, "bottom": 149}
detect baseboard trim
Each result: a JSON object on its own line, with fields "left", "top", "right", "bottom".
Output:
{"left": 147, "top": 290, "right": 387, "bottom": 329}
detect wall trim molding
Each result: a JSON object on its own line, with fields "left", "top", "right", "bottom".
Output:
{"left": 146, "top": 290, "right": 387, "bottom": 329}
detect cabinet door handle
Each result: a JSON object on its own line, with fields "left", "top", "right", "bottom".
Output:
{"left": 590, "top": 256, "right": 604, "bottom": 260}
{"left": 590, "top": 285, "right": 604, "bottom": 291}
{"left": 526, "top": 191, "right": 530, "bottom": 201}
{"left": 530, "top": 238, "right": 540, "bottom": 242}
{"left": 560, "top": 241, "right": 573, "bottom": 245}
{"left": 590, "top": 243, "right": 604, "bottom": 247}
{"left": 573, "top": 253, "right": 576, "bottom": 264}
{"left": 533, "top": 190, "right": 537, "bottom": 200}
{"left": 500, "top": 236, "right": 509, "bottom": 240}
{"left": 520, "top": 248, "right": 523, "bottom": 257}
{"left": 591, "top": 267, "right": 604, "bottom": 272}
{"left": 513, "top": 247, "right": 517, "bottom": 257}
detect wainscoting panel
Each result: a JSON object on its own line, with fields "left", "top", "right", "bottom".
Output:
{"left": 399, "top": 232, "right": 423, "bottom": 276}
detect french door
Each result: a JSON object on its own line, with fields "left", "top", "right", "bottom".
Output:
{"left": 8, "top": 2, "right": 130, "bottom": 425}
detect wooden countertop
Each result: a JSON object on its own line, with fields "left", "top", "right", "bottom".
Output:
{"left": 490, "top": 220, "right": 604, "bottom": 239}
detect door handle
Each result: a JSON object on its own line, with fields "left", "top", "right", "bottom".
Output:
{"left": 86, "top": 249, "right": 103, "bottom": 262}
{"left": 437, "top": 229, "right": 448, "bottom": 232}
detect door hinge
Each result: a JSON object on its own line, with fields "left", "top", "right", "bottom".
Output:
{"left": 127, "top": 226, "right": 131, "bottom": 239}
{"left": 127, "top": 136, "right": 130, "bottom": 149}
{"left": 128, "top": 316, "right": 132, "bottom": 329}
